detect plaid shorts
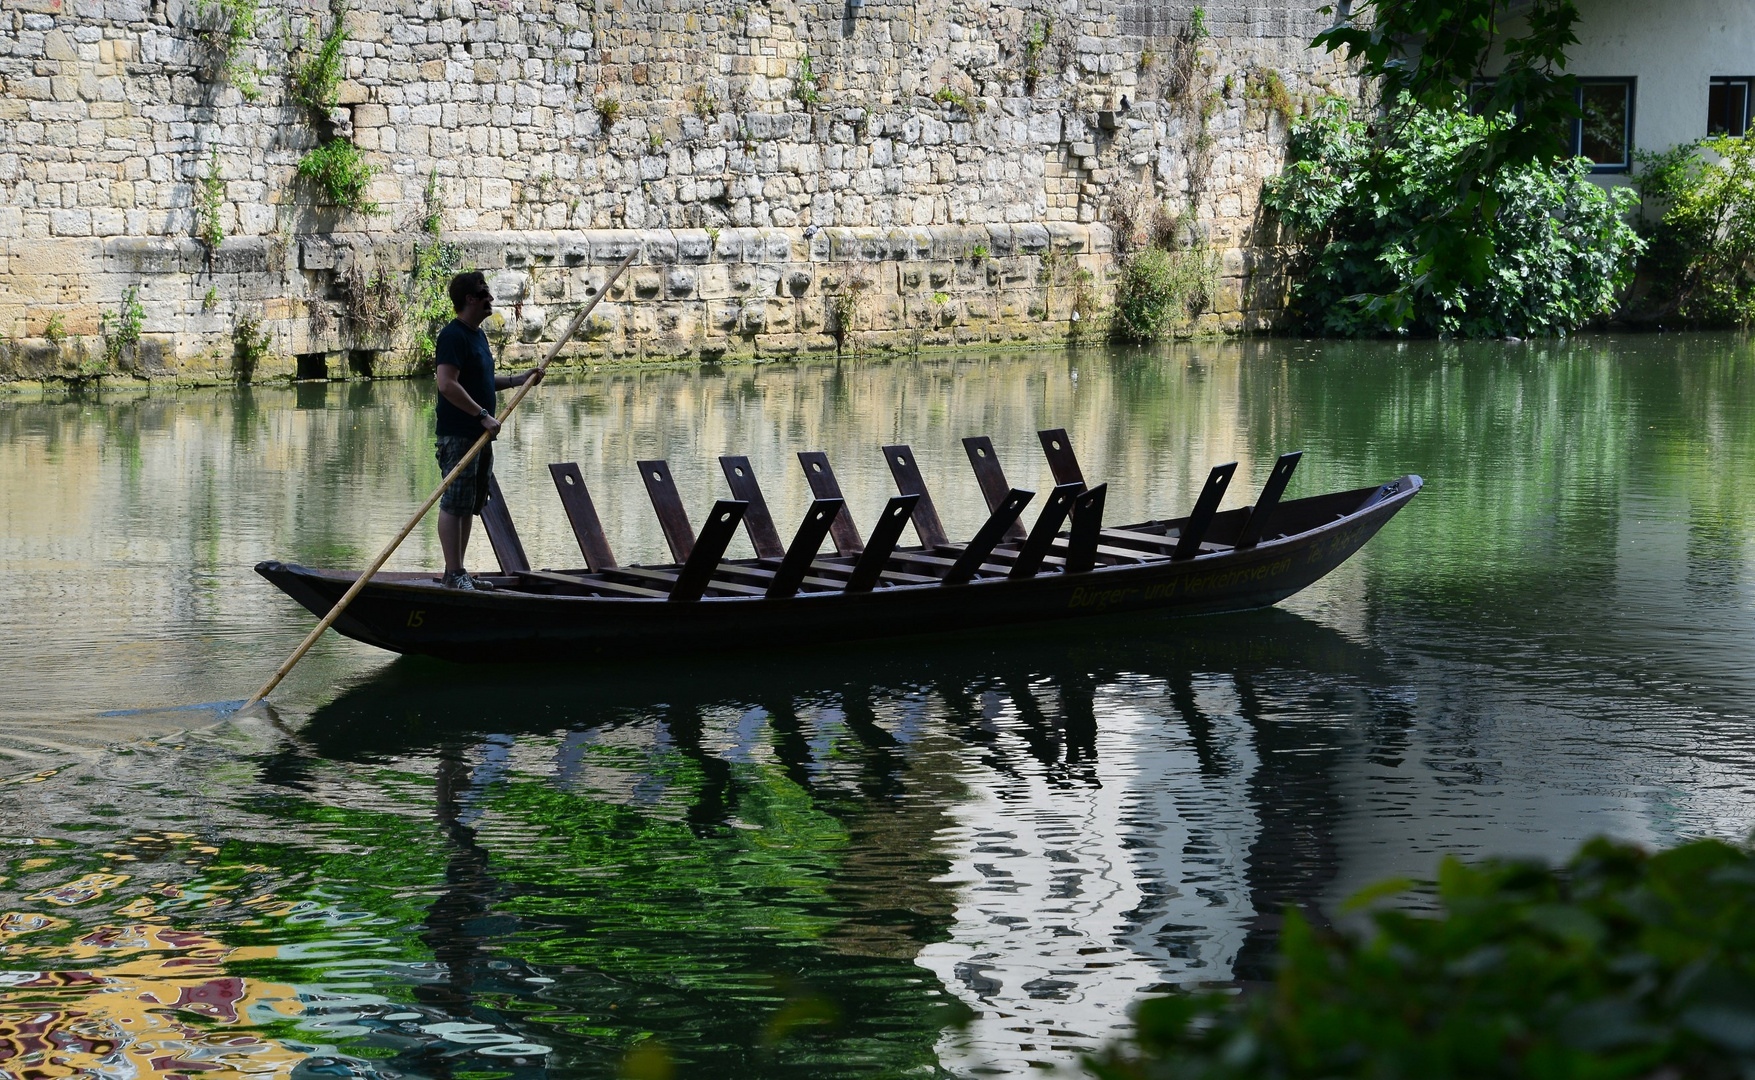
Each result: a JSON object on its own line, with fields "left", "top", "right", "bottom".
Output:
{"left": 436, "top": 435, "right": 494, "bottom": 515}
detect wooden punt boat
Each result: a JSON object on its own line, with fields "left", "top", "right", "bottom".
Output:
{"left": 256, "top": 429, "right": 1421, "bottom": 661}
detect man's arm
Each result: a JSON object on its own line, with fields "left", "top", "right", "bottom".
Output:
{"left": 493, "top": 368, "right": 543, "bottom": 390}
{"left": 437, "top": 364, "right": 501, "bottom": 434}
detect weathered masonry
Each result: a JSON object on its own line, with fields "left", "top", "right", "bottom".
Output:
{"left": 0, "top": 0, "right": 1356, "bottom": 383}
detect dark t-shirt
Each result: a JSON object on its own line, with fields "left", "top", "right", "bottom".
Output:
{"left": 434, "top": 320, "right": 496, "bottom": 437}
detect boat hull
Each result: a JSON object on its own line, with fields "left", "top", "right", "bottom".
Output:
{"left": 256, "top": 476, "right": 1420, "bottom": 662}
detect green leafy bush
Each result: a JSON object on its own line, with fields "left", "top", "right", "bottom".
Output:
{"left": 1264, "top": 99, "right": 1642, "bottom": 338}
{"left": 296, "top": 138, "right": 378, "bottom": 213}
{"left": 1633, "top": 136, "right": 1755, "bottom": 326}
{"left": 1112, "top": 244, "right": 1217, "bottom": 342}
{"left": 1308, "top": 0, "right": 1587, "bottom": 318}
{"left": 1091, "top": 836, "right": 1755, "bottom": 1080}
{"left": 407, "top": 237, "right": 461, "bottom": 373}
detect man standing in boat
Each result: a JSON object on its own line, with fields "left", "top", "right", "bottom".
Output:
{"left": 434, "top": 271, "right": 543, "bottom": 590}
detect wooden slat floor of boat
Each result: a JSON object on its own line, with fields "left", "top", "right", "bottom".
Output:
{"left": 1092, "top": 525, "right": 1231, "bottom": 558}
{"left": 519, "top": 569, "right": 670, "bottom": 599}
{"left": 806, "top": 558, "right": 940, "bottom": 586}
{"left": 885, "top": 549, "right": 1014, "bottom": 579}
{"left": 536, "top": 558, "right": 942, "bottom": 597}
{"left": 605, "top": 566, "right": 769, "bottom": 597}
{"left": 1099, "top": 526, "right": 1179, "bottom": 550}
{"left": 987, "top": 545, "right": 1070, "bottom": 569}
{"left": 884, "top": 537, "right": 1144, "bottom": 579}
{"left": 999, "top": 540, "right": 1154, "bottom": 568}
{"left": 708, "top": 561, "right": 858, "bottom": 594}
{"left": 1063, "top": 539, "right": 1155, "bottom": 562}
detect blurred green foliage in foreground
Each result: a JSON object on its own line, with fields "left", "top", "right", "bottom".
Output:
{"left": 1091, "top": 837, "right": 1755, "bottom": 1079}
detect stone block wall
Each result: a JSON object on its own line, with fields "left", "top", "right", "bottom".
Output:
{"left": 0, "top": 0, "right": 1359, "bottom": 382}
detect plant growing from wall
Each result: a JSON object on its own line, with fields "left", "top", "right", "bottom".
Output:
{"left": 196, "top": 0, "right": 264, "bottom": 100}
{"left": 1150, "top": 203, "right": 1194, "bottom": 251}
{"left": 691, "top": 85, "right": 718, "bottom": 120}
{"left": 828, "top": 275, "right": 868, "bottom": 350}
{"left": 1022, "top": 19, "right": 1051, "bottom": 93}
{"left": 287, "top": 6, "right": 373, "bottom": 215}
{"left": 1263, "top": 97, "right": 1642, "bottom": 337}
{"left": 100, "top": 286, "right": 146, "bottom": 368}
{"left": 342, "top": 262, "right": 403, "bottom": 337}
{"left": 1112, "top": 243, "right": 1216, "bottom": 341}
{"left": 1148, "top": 11, "right": 1217, "bottom": 221}
{"left": 296, "top": 138, "right": 378, "bottom": 213}
{"left": 1631, "top": 136, "right": 1755, "bottom": 326}
{"left": 197, "top": 144, "right": 227, "bottom": 250}
{"left": 420, "top": 168, "right": 443, "bottom": 235}
{"left": 42, "top": 312, "right": 66, "bottom": 345}
{"left": 795, "top": 52, "right": 821, "bottom": 107}
{"left": 291, "top": 9, "right": 348, "bottom": 113}
{"left": 231, "top": 312, "right": 271, "bottom": 382}
{"left": 1070, "top": 266, "right": 1099, "bottom": 330}
{"left": 930, "top": 85, "right": 981, "bottom": 115}
{"left": 1245, "top": 68, "right": 1293, "bottom": 123}
{"left": 1039, "top": 248, "right": 1062, "bottom": 286}
{"left": 595, "top": 95, "right": 622, "bottom": 129}
{"left": 1092, "top": 836, "right": 1755, "bottom": 1080}
{"left": 1156, "top": 8, "right": 1207, "bottom": 103}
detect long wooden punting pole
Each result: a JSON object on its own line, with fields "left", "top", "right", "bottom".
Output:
{"left": 242, "top": 251, "right": 636, "bottom": 709}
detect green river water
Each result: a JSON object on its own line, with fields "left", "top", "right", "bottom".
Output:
{"left": 0, "top": 335, "right": 1752, "bottom": 1078}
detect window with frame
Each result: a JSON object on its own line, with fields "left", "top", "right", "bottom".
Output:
{"left": 1467, "top": 79, "right": 1499, "bottom": 117}
{"left": 1709, "top": 77, "right": 1754, "bottom": 137}
{"left": 1572, "top": 79, "right": 1634, "bottom": 172}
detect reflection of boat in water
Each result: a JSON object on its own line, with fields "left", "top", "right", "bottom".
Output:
{"left": 281, "top": 605, "right": 1406, "bottom": 1073}
{"left": 296, "top": 604, "right": 1393, "bottom": 755}
{"left": 257, "top": 430, "right": 1419, "bottom": 660}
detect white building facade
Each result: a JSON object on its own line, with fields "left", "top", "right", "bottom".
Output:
{"left": 1561, "top": 0, "right": 1755, "bottom": 172}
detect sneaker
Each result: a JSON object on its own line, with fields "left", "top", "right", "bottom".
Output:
{"left": 442, "top": 569, "right": 494, "bottom": 591}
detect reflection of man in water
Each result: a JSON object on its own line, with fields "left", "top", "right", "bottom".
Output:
{"left": 433, "top": 271, "right": 542, "bottom": 590}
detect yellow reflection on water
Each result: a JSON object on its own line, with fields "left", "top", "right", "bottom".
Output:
{"left": 0, "top": 917, "right": 304, "bottom": 1080}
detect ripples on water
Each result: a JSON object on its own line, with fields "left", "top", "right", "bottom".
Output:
{"left": 2, "top": 336, "right": 1754, "bottom": 1077}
